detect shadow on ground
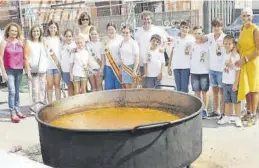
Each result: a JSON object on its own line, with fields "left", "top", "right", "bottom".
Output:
{"left": 0, "top": 105, "right": 33, "bottom": 122}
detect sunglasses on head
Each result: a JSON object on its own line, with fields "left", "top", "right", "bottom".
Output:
{"left": 194, "top": 32, "right": 202, "bottom": 36}
{"left": 81, "top": 18, "right": 89, "bottom": 21}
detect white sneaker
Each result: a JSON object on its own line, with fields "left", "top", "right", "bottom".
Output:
{"left": 235, "top": 117, "right": 243, "bottom": 127}
{"left": 217, "top": 116, "right": 230, "bottom": 125}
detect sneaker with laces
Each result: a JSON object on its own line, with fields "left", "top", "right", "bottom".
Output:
{"left": 217, "top": 116, "right": 230, "bottom": 125}
{"left": 235, "top": 117, "right": 243, "bottom": 127}
{"left": 247, "top": 114, "right": 257, "bottom": 126}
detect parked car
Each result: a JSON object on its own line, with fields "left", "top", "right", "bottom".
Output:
{"left": 225, "top": 14, "right": 259, "bottom": 40}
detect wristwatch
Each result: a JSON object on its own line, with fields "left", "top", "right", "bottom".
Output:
{"left": 244, "top": 57, "right": 249, "bottom": 63}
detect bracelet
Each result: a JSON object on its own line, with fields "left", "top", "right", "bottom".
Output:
{"left": 244, "top": 57, "right": 249, "bottom": 63}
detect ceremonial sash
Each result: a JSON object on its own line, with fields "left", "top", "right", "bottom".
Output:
{"left": 121, "top": 64, "right": 142, "bottom": 84}
{"left": 49, "top": 49, "right": 62, "bottom": 72}
{"left": 104, "top": 47, "right": 122, "bottom": 84}
{"left": 86, "top": 44, "right": 102, "bottom": 67}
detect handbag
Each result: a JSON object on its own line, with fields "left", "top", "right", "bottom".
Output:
{"left": 30, "top": 44, "right": 42, "bottom": 74}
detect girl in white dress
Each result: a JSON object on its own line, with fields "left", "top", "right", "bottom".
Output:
{"left": 86, "top": 27, "right": 104, "bottom": 91}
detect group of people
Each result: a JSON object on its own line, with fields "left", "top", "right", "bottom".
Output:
{"left": 0, "top": 11, "right": 167, "bottom": 123}
{"left": 168, "top": 7, "right": 259, "bottom": 127}
{"left": 0, "top": 8, "right": 258, "bottom": 127}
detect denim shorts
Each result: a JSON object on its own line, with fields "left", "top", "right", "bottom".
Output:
{"left": 122, "top": 64, "right": 134, "bottom": 84}
{"left": 47, "top": 69, "right": 59, "bottom": 75}
{"left": 209, "top": 70, "right": 223, "bottom": 88}
{"left": 222, "top": 83, "right": 240, "bottom": 104}
{"left": 61, "top": 72, "right": 71, "bottom": 84}
{"left": 145, "top": 77, "right": 161, "bottom": 88}
{"left": 73, "top": 76, "right": 87, "bottom": 82}
{"left": 191, "top": 74, "right": 209, "bottom": 92}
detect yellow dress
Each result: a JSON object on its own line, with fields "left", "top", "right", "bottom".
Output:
{"left": 237, "top": 24, "right": 259, "bottom": 101}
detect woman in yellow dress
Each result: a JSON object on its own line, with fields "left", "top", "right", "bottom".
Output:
{"left": 235, "top": 8, "right": 259, "bottom": 125}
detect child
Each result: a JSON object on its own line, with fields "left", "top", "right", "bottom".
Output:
{"left": 207, "top": 18, "right": 226, "bottom": 117}
{"left": 143, "top": 34, "right": 165, "bottom": 88}
{"left": 60, "top": 29, "right": 76, "bottom": 96}
{"left": 190, "top": 26, "right": 210, "bottom": 118}
{"left": 86, "top": 27, "right": 104, "bottom": 91}
{"left": 168, "top": 21, "right": 195, "bottom": 93}
{"left": 70, "top": 36, "right": 91, "bottom": 95}
{"left": 217, "top": 35, "right": 242, "bottom": 127}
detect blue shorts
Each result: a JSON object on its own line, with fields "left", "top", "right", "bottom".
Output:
{"left": 122, "top": 64, "right": 134, "bottom": 84}
{"left": 145, "top": 77, "right": 161, "bottom": 89}
{"left": 104, "top": 65, "right": 121, "bottom": 90}
{"left": 191, "top": 74, "right": 209, "bottom": 92}
{"left": 61, "top": 72, "right": 71, "bottom": 84}
{"left": 209, "top": 70, "right": 223, "bottom": 88}
{"left": 47, "top": 69, "right": 59, "bottom": 75}
{"left": 222, "top": 83, "right": 240, "bottom": 104}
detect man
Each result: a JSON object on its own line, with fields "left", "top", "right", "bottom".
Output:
{"left": 135, "top": 10, "right": 167, "bottom": 87}
{"left": 207, "top": 18, "right": 226, "bottom": 117}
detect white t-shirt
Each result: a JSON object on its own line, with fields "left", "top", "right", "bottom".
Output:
{"left": 190, "top": 42, "right": 210, "bottom": 74}
{"left": 86, "top": 41, "right": 103, "bottom": 70}
{"left": 44, "top": 36, "right": 61, "bottom": 69}
{"left": 71, "top": 49, "right": 89, "bottom": 77}
{"left": 222, "top": 52, "right": 240, "bottom": 84}
{"left": 144, "top": 49, "right": 165, "bottom": 77}
{"left": 171, "top": 35, "right": 195, "bottom": 69}
{"left": 60, "top": 42, "right": 76, "bottom": 72}
{"left": 27, "top": 40, "right": 48, "bottom": 73}
{"left": 207, "top": 33, "right": 226, "bottom": 72}
{"left": 135, "top": 25, "right": 167, "bottom": 66}
{"left": 102, "top": 34, "right": 123, "bottom": 67}
{"left": 119, "top": 39, "right": 139, "bottom": 65}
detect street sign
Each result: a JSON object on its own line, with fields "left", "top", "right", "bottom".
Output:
{"left": 25, "top": 8, "right": 34, "bottom": 17}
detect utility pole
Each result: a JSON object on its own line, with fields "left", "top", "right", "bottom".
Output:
{"left": 18, "top": 0, "right": 24, "bottom": 33}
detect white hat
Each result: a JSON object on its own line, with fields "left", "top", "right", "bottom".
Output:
{"left": 241, "top": 7, "right": 253, "bottom": 16}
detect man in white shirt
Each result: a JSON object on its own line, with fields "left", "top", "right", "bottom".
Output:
{"left": 135, "top": 10, "right": 167, "bottom": 87}
{"left": 206, "top": 18, "right": 226, "bottom": 117}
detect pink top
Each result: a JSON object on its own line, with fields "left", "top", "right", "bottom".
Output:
{"left": 4, "top": 40, "right": 24, "bottom": 69}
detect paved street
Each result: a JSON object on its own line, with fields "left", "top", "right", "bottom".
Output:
{"left": 0, "top": 74, "right": 258, "bottom": 168}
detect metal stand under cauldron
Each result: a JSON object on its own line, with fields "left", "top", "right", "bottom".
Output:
{"left": 35, "top": 88, "right": 203, "bottom": 168}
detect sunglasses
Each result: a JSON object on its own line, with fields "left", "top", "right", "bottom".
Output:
{"left": 180, "top": 26, "right": 189, "bottom": 29}
{"left": 242, "top": 14, "right": 251, "bottom": 17}
{"left": 122, "top": 31, "right": 130, "bottom": 35}
{"left": 81, "top": 18, "right": 89, "bottom": 21}
{"left": 194, "top": 32, "right": 202, "bottom": 36}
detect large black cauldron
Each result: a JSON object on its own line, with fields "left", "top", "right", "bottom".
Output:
{"left": 35, "top": 89, "right": 203, "bottom": 168}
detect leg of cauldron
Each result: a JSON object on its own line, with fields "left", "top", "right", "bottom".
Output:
{"left": 186, "top": 165, "right": 191, "bottom": 168}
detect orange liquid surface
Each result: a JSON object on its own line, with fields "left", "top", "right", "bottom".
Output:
{"left": 50, "top": 107, "right": 180, "bottom": 130}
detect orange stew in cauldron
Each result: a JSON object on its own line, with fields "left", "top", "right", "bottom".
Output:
{"left": 50, "top": 107, "right": 180, "bottom": 130}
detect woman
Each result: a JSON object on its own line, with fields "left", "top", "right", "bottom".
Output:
{"left": 235, "top": 8, "right": 259, "bottom": 126}
{"left": 103, "top": 23, "right": 123, "bottom": 90}
{"left": 25, "top": 25, "right": 48, "bottom": 111}
{"left": 119, "top": 25, "right": 139, "bottom": 89}
{"left": 44, "top": 20, "right": 61, "bottom": 103}
{"left": 87, "top": 27, "right": 104, "bottom": 91}
{"left": 0, "top": 23, "right": 28, "bottom": 123}
{"left": 78, "top": 12, "right": 93, "bottom": 43}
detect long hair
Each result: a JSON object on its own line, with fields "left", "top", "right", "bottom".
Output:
{"left": 29, "top": 24, "right": 44, "bottom": 42}
{"left": 4, "top": 22, "right": 23, "bottom": 40}
{"left": 46, "top": 20, "right": 60, "bottom": 37}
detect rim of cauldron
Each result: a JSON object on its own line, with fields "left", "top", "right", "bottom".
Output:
{"left": 35, "top": 89, "right": 204, "bottom": 133}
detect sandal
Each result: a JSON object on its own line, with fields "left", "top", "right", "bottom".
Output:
{"left": 16, "top": 112, "right": 26, "bottom": 119}
{"left": 11, "top": 115, "right": 20, "bottom": 123}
